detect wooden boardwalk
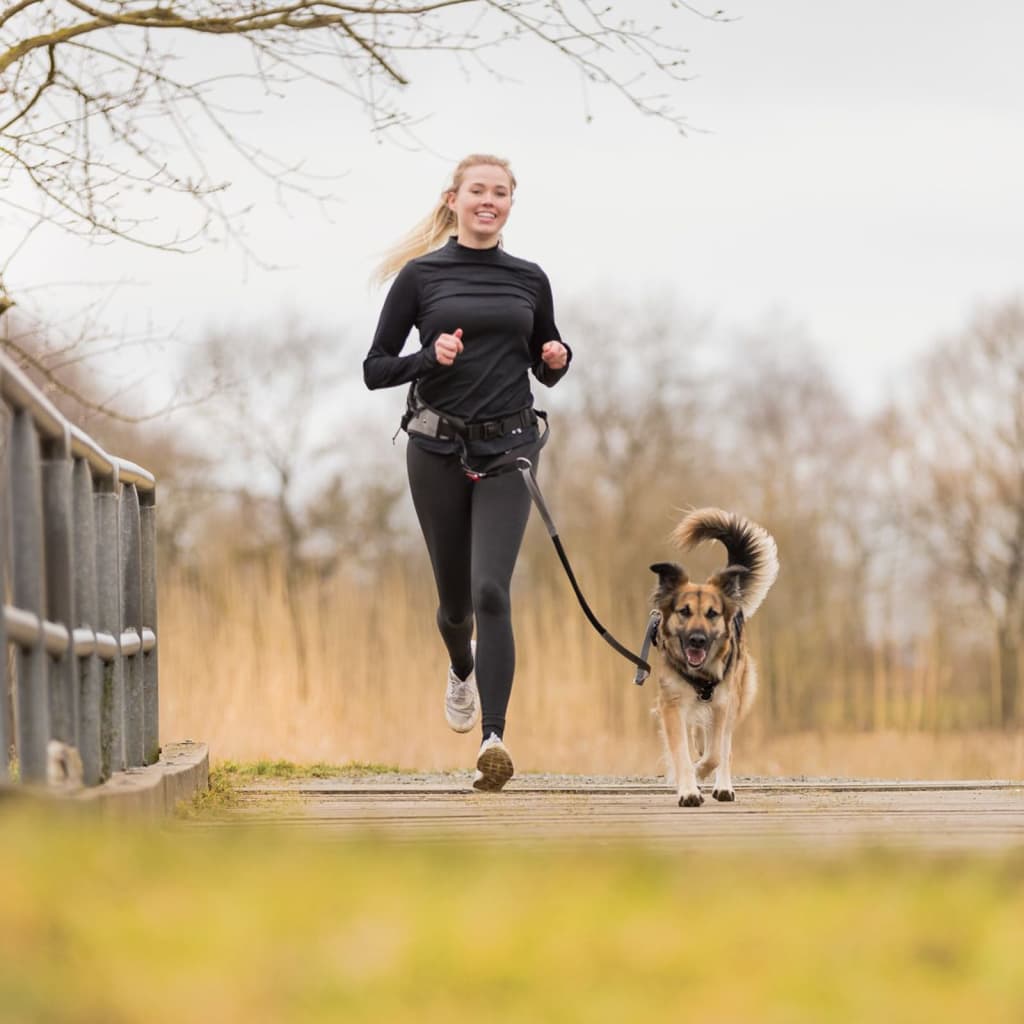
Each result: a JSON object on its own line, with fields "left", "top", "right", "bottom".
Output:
{"left": 214, "top": 777, "right": 1024, "bottom": 852}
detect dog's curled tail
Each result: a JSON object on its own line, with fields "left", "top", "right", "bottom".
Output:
{"left": 671, "top": 507, "right": 779, "bottom": 618}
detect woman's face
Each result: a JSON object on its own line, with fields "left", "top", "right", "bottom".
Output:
{"left": 447, "top": 164, "right": 513, "bottom": 248}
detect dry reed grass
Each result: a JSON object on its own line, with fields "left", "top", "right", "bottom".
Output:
{"left": 159, "top": 560, "right": 1024, "bottom": 780}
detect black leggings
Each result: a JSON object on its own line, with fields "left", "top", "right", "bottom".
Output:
{"left": 406, "top": 442, "right": 536, "bottom": 740}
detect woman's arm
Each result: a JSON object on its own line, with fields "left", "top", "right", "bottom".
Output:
{"left": 529, "top": 269, "right": 572, "bottom": 387}
{"left": 363, "top": 263, "right": 438, "bottom": 390}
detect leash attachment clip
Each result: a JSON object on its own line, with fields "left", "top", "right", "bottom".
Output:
{"left": 633, "top": 610, "right": 662, "bottom": 686}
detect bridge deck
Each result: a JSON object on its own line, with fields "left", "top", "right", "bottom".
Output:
{"left": 204, "top": 777, "right": 1024, "bottom": 852}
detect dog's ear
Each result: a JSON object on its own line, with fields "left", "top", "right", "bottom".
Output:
{"left": 708, "top": 564, "right": 750, "bottom": 603}
{"left": 649, "top": 562, "right": 688, "bottom": 604}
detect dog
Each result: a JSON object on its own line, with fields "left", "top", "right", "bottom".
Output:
{"left": 649, "top": 508, "right": 779, "bottom": 807}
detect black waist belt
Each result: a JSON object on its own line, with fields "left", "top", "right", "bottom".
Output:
{"left": 407, "top": 404, "right": 537, "bottom": 442}
{"left": 463, "top": 408, "right": 537, "bottom": 441}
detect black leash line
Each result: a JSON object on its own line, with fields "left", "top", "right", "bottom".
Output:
{"left": 516, "top": 457, "right": 656, "bottom": 685}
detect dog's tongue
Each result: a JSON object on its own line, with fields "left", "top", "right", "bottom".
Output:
{"left": 686, "top": 648, "right": 707, "bottom": 667}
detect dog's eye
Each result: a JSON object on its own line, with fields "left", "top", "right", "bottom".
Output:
{"left": 706, "top": 608, "right": 719, "bottom": 619}
{"left": 675, "top": 606, "right": 691, "bottom": 618}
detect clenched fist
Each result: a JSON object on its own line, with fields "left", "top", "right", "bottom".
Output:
{"left": 541, "top": 341, "right": 568, "bottom": 370}
{"left": 435, "top": 328, "right": 464, "bottom": 366}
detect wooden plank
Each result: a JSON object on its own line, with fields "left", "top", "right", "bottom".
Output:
{"left": 199, "top": 778, "right": 1024, "bottom": 853}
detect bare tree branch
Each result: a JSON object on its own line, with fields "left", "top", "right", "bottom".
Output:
{"left": 3, "top": 0, "right": 714, "bottom": 251}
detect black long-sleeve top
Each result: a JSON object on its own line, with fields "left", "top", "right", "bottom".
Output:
{"left": 363, "top": 237, "right": 571, "bottom": 454}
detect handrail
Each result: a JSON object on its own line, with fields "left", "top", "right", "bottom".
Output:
{"left": 2, "top": 350, "right": 159, "bottom": 786}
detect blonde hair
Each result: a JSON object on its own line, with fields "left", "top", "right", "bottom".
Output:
{"left": 373, "top": 154, "right": 517, "bottom": 284}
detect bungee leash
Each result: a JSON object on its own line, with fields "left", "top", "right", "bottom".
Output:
{"left": 515, "top": 456, "right": 658, "bottom": 685}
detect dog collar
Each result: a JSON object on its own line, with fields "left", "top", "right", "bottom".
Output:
{"left": 689, "top": 678, "right": 718, "bottom": 703}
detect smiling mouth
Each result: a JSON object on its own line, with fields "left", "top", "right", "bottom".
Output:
{"left": 684, "top": 646, "right": 708, "bottom": 668}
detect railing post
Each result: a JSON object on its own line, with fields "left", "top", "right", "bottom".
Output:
{"left": 95, "top": 472, "right": 124, "bottom": 776}
{"left": 42, "top": 434, "right": 78, "bottom": 749}
{"left": 0, "top": 604, "right": 7, "bottom": 784}
{"left": 120, "top": 482, "right": 144, "bottom": 767}
{"left": 140, "top": 488, "right": 159, "bottom": 764}
{"left": 73, "top": 457, "right": 103, "bottom": 785}
{"left": 10, "top": 409, "right": 50, "bottom": 783}
{"left": 1, "top": 407, "right": 10, "bottom": 783}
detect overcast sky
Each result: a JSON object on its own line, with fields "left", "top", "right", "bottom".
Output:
{"left": 8, "top": 0, "right": 1024, "bottom": 415}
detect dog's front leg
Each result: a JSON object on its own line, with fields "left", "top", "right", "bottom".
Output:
{"left": 660, "top": 700, "right": 702, "bottom": 807}
{"left": 695, "top": 706, "right": 725, "bottom": 784}
{"left": 709, "top": 711, "right": 737, "bottom": 802}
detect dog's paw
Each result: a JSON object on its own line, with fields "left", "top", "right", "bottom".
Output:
{"left": 712, "top": 788, "right": 736, "bottom": 802}
{"left": 677, "top": 791, "right": 704, "bottom": 808}
{"left": 695, "top": 758, "right": 719, "bottom": 782}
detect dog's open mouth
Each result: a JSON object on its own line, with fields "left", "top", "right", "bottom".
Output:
{"left": 684, "top": 645, "right": 708, "bottom": 668}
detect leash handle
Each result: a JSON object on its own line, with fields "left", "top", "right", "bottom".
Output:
{"left": 517, "top": 459, "right": 653, "bottom": 681}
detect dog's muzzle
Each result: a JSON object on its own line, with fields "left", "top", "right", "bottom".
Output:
{"left": 683, "top": 630, "right": 711, "bottom": 669}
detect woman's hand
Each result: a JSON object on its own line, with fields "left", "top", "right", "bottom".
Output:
{"left": 541, "top": 341, "right": 568, "bottom": 370}
{"left": 435, "top": 328, "right": 464, "bottom": 366}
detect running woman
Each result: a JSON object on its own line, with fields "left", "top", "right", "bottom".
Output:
{"left": 363, "top": 154, "right": 571, "bottom": 791}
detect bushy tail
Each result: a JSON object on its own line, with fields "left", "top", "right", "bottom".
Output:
{"left": 671, "top": 507, "right": 779, "bottom": 618}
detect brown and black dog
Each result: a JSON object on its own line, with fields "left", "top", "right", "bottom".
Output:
{"left": 649, "top": 508, "right": 779, "bottom": 807}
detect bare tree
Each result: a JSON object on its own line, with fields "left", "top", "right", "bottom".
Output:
{"left": 900, "top": 299, "right": 1024, "bottom": 726}
{"left": 0, "top": 300, "right": 224, "bottom": 423}
{"left": 554, "top": 296, "right": 710, "bottom": 503}
{"left": 178, "top": 320, "right": 338, "bottom": 696}
{"left": 180, "top": 320, "right": 342, "bottom": 564}
{"left": 182, "top": 325, "right": 410, "bottom": 546}
{"left": 705, "top": 319, "right": 876, "bottom": 729}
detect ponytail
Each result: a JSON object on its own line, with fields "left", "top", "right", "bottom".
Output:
{"left": 372, "top": 200, "right": 456, "bottom": 285}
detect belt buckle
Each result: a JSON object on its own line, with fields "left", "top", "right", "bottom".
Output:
{"left": 483, "top": 421, "right": 500, "bottom": 440}
{"left": 411, "top": 408, "right": 441, "bottom": 438}
{"left": 437, "top": 420, "right": 458, "bottom": 441}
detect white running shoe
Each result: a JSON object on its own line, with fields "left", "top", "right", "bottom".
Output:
{"left": 473, "top": 732, "right": 514, "bottom": 792}
{"left": 444, "top": 641, "right": 479, "bottom": 733}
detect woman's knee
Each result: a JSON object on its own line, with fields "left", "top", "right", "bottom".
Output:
{"left": 472, "top": 577, "right": 510, "bottom": 619}
{"left": 437, "top": 608, "right": 473, "bottom": 633}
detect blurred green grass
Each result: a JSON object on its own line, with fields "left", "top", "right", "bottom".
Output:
{"left": 2, "top": 804, "right": 1023, "bottom": 1024}
{"left": 176, "top": 760, "right": 408, "bottom": 818}
{"left": 216, "top": 759, "right": 405, "bottom": 780}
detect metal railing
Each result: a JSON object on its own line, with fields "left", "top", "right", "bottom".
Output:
{"left": 2, "top": 350, "right": 158, "bottom": 786}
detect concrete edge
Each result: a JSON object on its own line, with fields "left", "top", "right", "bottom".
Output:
{"left": 74, "top": 740, "right": 209, "bottom": 817}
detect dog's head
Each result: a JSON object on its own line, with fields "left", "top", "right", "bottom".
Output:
{"left": 649, "top": 561, "right": 749, "bottom": 674}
